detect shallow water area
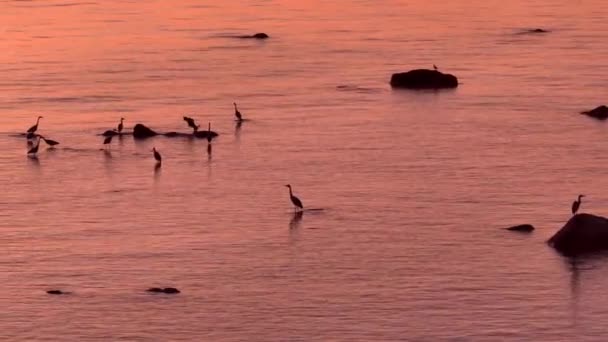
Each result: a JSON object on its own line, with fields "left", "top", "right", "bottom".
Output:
{"left": 2, "top": 0, "right": 608, "bottom": 341}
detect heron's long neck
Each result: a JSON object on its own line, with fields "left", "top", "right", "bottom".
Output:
{"left": 288, "top": 187, "right": 293, "bottom": 196}
{"left": 36, "top": 117, "right": 41, "bottom": 124}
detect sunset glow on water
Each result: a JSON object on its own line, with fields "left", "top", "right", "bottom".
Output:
{"left": 2, "top": 1, "right": 608, "bottom": 340}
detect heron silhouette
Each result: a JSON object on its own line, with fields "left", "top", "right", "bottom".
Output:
{"left": 233, "top": 102, "right": 243, "bottom": 122}
{"left": 572, "top": 195, "right": 585, "bottom": 215}
{"left": 103, "top": 131, "right": 115, "bottom": 149}
{"left": 183, "top": 116, "right": 198, "bottom": 132}
{"left": 285, "top": 184, "right": 304, "bottom": 211}
{"left": 27, "top": 137, "right": 41, "bottom": 155}
{"left": 117, "top": 117, "right": 125, "bottom": 133}
{"left": 152, "top": 147, "right": 162, "bottom": 164}
{"left": 27, "top": 116, "right": 43, "bottom": 134}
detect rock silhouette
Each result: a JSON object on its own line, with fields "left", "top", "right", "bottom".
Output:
{"left": 133, "top": 124, "right": 159, "bottom": 139}
{"left": 237, "top": 32, "right": 269, "bottom": 39}
{"left": 506, "top": 224, "right": 535, "bottom": 232}
{"left": 147, "top": 287, "right": 180, "bottom": 294}
{"left": 46, "top": 290, "right": 68, "bottom": 295}
{"left": 580, "top": 105, "right": 608, "bottom": 120}
{"left": 390, "top": 69, "right": 458, "bottom": 89}
{"left": 548, "top": 213, "right": 608, "bottom": 256}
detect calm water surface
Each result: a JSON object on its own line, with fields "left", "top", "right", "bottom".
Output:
{"left": 2, "top": 0, "right": 608, "bottom": 340}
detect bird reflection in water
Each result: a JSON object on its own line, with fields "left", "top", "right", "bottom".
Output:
{"left": 27, "top": 154, "right": 40, "bottom": 166}
{"left": 154, "top": 162, "right": 161, "bottom": 180}
{"left": 289, "top": 211, "right": 303, "bottom": 230}
{"left": 207, "top": 142, "right": 213, "bottom": 161}
{"left": 234, "top": 120, "right": 242, "bottom": 139}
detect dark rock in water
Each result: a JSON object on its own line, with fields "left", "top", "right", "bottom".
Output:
{"left": 580, "top": 105, "right": 608, "bottom": 120}
{"left": 46, "top": 290, "right": 65, "bottom": 295}
{"left": 548, "top": 213, "right": 608, "bottom": 256}
{"left": 163, "top": 287, "right": 180, "bottom": 294}
{"left": 164, "top": 131, "right": 179, "bottom": 137}
{"left": 390, "top": 69, "right": 458, "bottom": 89}
{"left": 193, "top": 130, "right": 219, "bottom": 139}
{"left": 147, "top": 287, "right": 180, "bottom": 294}
{"left": 506, "top": 224, "right": 535, "bottom": 232}
{"left": 133, "top": 124, "right": 158, "bottom": 139}
{"left": 238, "top": 32, "right": 269, "bottom": 39}
{"left": 529, "top": 28, "right": 549, "bottom": 33}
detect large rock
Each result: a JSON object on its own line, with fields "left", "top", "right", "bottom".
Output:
{"left": 133, "top": 124, "right": 158, "bottom": 139}
{"left": 580, "top": 105, "right": 608, "bottom": 120}
{"left": 390, "top": 69, "right": 458, "bottom": 89}
{"left": 548, "top": 213, "right": 608, "bottom": 256}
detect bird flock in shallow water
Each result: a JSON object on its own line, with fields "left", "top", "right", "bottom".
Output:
{"left": 22, "top": 102, "right": 308, "bottom": 211}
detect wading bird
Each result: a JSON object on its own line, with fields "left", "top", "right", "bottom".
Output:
{"left": 103, "top": 132, "right": 115, "bottom": 149}
{"left": 233, "top": 102, "right": 243, "bottom": 121}
{"left": 27, "top": 137, "right": 41, "bottom": 155}
{"left": 183, "top": 116, "right": 198, "bottom": 132}
{"left": 572, "top": 195, "right": 585, "bottom": 215}
{"left": 117, "top": 117, "right": 125, "bottom": 133}
{"left": 27, "top": 116, "right": 43, "bottom": 134}
{"left": 152, "top": 147, "right": 162, "bottom": 164}
{"left": 285, "top": 184, "right": 303, "bottom": 211}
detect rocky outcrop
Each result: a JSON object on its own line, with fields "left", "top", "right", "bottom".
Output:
{"left": 133, "top": 124, "right": 159, "bottom": 139}
{"left": 390, "top": 69, "right": 458, "bottom": 89}
{"left": 548, "top": 213, "right": 608, "bottom": 256}
{"left": 46, "top": 290, "right": 69, "bottom": 295}
{"left": 505, "top": 224, "right": 535, "bottom": 232}
{"left": 147, "top": 287, "right": 180, "bottom": 294}
{"left": 238, "top": 32, "right": 269, "bottom": 39}
{"left": 580, "top": 105, "right": 608, "bottom": 120}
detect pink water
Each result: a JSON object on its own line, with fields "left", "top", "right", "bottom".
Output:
{"left": 2, "top": 0, "right": 608, "bottom": 340}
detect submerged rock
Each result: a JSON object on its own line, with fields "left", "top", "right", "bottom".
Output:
{"left": 147, "top": 287, "right": 180, "bottom": 294}
{"left": 46, "top": 290, "right": 67, "bottom": 295}
{"left": 163, "top": 287, "right": 180, "bottom": 294}
{"left": 390, "top": 69, "right": 458, "bottom": 89}
{"left": 193, "top": 130, "right": 219, "bottom": 139}
{"left": 133, "top": 124, "right": 158, "bottom": 139}
{"left": 580, "top": 105, "right": 608, "bottom": 120}
{"left": 548, "top": 213, "right": 608, "bottom": 256}
{"left": 238, "top": 32, "right": 269, "bottom": 39}
{"left": 506, "top": 224, "right": 535, "bottom": 232}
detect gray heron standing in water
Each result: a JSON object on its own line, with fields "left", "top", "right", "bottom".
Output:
{"left": 152, "top": 147, "right": 162, "bottom": 164}
{"left": 27, "top": 116, "right": 43, "bottom": 134}
{"left": 233, "top": 102, "right": 243, "bottom": 122}
{"left": 117, "top": 117, "right": 125, "bottom": 133}
{"left": 285, "top": 184, "right": 303, "bottom": 211}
